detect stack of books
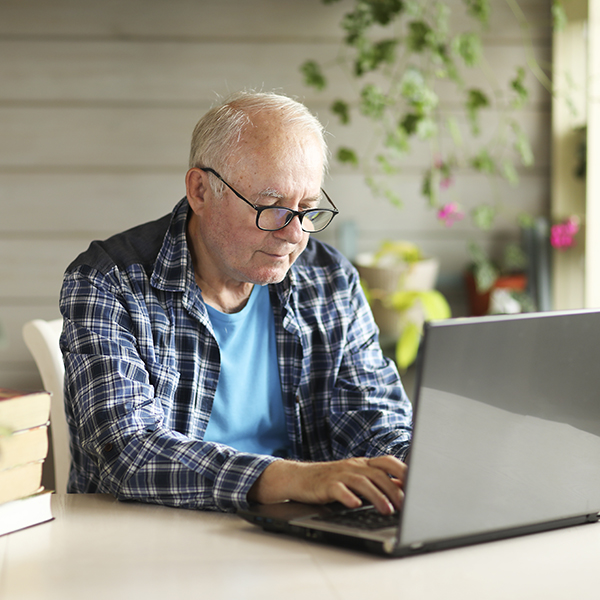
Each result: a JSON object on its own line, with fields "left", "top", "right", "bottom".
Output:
{"left": 0, "top": 388, "right": 54, "bottom": 536}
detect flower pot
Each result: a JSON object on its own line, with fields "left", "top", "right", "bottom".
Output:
{"left": 464, "top": 271, "right": 528, "bottom": 316}
{"left": 355, "top": 253, "right": 440, "bottom": 338}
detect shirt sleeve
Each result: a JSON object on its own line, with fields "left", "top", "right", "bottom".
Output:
{"left": 328, "top": 267, "right": 413, "bottom": 461}
{"left": 60, "top": 266, "right": 277, "bottom": 512}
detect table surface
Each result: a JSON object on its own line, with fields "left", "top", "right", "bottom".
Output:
{"left": 1, "top": 493, "right": 600, "bottom": 600}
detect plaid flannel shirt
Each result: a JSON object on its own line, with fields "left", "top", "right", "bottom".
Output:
{"left": 60, "top": 198, "right": 412, "bottom": 512}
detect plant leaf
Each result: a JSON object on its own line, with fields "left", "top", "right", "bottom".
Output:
{"left": 466, "top": 88, "right": 490, "bottom": 135}
{"left": 407, "top": 20, "right": 433, "bottom": 52}
{"left": 331, "top": 99, "right": 351, "bottom": 124}
{"left": 512, "top": 122, "right": 534, "bottom": 167}
{"left": 418, "top": 290, "right": 452, "bottom": 320}
{"left": 552, "top": 0, "right": 567, "bottom": 32}
{"left": 510, "top": 66, "right": 528, "bottom": 109}
{"left": 388, "top": 290, "right": 420, "bottom": 312}
{"left": 454, "top": 32, "right": 482, "bottom": 67}
{"left": 336, "top": 146, "right": 359, "bottom": 166}
{"left": 359, "top": 83, "right": 388, "bottom": 118}
{"left": 463, "top": 0, "right": 491, "bottom": 27}
{"left": 501, "top": 159, "right": 519, "bottom": 185}
{"left": 470, "top": 148, "right": 496, "bottom": 175}
{"left": 471, "top": 204, "right": 496, "bottom": 229}
{"left": 300, "top": 60, "right": 327, "bottom": 90}
{"left": 396, "top": 321, "right": 421, "bottom": 370}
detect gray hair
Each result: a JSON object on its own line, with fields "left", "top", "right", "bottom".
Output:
{"left": 188, "top": 91, "right": 329, "bottom": 195}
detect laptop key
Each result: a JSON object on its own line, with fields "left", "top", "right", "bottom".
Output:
{"left": 314, "top": 506, "right": 400, "bottom": 530}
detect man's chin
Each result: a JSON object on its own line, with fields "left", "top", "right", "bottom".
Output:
{"left": 247, "top": 263, "right": 292, "bottom": 286}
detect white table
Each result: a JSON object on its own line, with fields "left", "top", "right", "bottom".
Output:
{"left": 1, "top": 493, "right": 600, "bottom": 600}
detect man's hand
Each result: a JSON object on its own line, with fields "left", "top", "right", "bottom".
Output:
{"left": 248, "top": 456, "right": 407, "bottom": 515}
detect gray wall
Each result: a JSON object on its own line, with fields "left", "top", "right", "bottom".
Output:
{"left": 0, "top": 0, "right": 552, "bottom": 390}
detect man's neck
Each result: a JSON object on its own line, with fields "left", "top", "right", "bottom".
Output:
{"left": 194, "top": 272, "right": 254, "bottom": 314}
{"left": 186, "top": 212, "right": 254, "bottom": 314}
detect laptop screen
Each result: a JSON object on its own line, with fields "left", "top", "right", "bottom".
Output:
{"left": 400, "top": 310, "right": 600, "bottom": 547}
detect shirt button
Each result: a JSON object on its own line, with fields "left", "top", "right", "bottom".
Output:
{"left": 103, "top": 442, "right": 114, "bottom": 453}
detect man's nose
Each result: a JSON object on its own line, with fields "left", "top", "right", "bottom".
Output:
{"left": 274, "top": 214, "right": 305, "bottom": 243}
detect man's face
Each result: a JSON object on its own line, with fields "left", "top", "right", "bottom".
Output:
{"left": 191, "top": 120, "right": 324, "bottom": 287}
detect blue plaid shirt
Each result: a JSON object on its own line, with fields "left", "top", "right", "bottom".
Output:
{"left": 60, "top": 198, "right": 412, "bottom": 512}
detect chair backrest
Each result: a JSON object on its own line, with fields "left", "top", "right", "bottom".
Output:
{"left": 22, "top": 319, "right": 69, "bottom": 493}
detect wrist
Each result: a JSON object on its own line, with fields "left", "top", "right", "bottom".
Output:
{"left": 248, "top": 459, "right": 302, "bottom": 505}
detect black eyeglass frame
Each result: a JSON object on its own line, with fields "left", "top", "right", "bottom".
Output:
{"left": 199, "top": 167, "right": 339, "bottom": 233}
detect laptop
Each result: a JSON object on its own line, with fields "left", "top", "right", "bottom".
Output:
{"left": 238, "top": 309, "right": 600, "bottom": 557}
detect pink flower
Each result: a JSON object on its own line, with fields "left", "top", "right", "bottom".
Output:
{"left": 550, "top": 217, "right": 580, "bottom": 249}
{"left": 437, "top": 202, "right": 464, "bottom": 227}
{"left": 440, "top": 176, "right": 454, "bottom": 190}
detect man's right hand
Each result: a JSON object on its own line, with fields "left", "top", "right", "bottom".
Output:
{"left": 247, "top": 456, "right": 407, "bottom": 515}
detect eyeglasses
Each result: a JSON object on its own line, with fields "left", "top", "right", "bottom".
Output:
{"left": 200, "top": 167, "right": 339, "bottom": 233}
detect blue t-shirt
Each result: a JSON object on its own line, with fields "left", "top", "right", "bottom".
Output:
{"left": 203, "top": 284, "right": 290, "bottom": 457}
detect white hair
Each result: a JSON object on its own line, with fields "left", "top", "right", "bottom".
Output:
{"left": 188, "top": 91, "right": 329, "bottom": 195}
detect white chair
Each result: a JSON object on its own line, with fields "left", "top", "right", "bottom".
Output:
{"left": 23, "top": 318, "right": 69, "bottom": 493}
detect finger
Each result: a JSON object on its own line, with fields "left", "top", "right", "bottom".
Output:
{"left": 344, "top": 475, "right": 398, "bottom": 515}
{"left": 327, "top": 481, "right": 365, "bottom": 510}
{"left": 367, "top": 456, "right": 408, "bottom": 484}
{"left": 339, "top": 468, "right": 403, "bottom": 514}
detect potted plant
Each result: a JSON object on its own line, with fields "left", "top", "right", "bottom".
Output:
{"left": 465, "top": 239, "right": 531, "bottom": 316}
{"left": 301, "top": 0, "right": 566, "bottom": 313}
{"left": 356, "top": 240, "right": 451, "bottom": 370}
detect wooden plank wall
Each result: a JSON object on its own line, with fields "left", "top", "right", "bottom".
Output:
{"left": 0, "top": 0, "right": 552, "bottom": 390}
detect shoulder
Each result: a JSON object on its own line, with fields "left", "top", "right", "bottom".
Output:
{"left": 295, "top": 237, "right": 354, "bottom": 273}
{"left": 65, "top": 209, "right": 176, "bottom": 278}
{"left": 290, "top": 237, "right": 361, "bottom": 302}
{"left": 294, "top": 237, "right": 357, "bottom": 284}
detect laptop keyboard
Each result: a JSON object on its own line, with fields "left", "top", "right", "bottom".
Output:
{"left": 313, "top": 505, "right": 400, "bottom": 530}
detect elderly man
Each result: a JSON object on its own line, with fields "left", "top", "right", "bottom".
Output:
{"left": 60, "top": 91, "right": 412, "bottom": 516}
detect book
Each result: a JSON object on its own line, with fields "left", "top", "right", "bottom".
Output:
{"left": 0, "top": 461, "right": 45, "bottom": 504}
{"left": 0, "top": 425, "right": 49, "bottom": 470}
{"left": 0, "top": 388, "right": 51, "bottom": 433}
{"left": 0, "top": 490, "right": 54, "bottom": 537}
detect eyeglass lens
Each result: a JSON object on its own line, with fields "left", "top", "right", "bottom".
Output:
{"left": 258, "top": 207, "right": 334, "bottom": 232}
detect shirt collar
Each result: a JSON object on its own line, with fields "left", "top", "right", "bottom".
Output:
{"left": 150, "top": 197, "right": 195, "bottom": 293}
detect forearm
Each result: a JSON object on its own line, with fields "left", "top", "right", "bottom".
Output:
{"left": 113, "top": 431, "right": 278, "bottom": 511}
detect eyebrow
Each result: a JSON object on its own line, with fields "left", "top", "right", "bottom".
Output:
{"left": 256, "top": 188, "right": 322, "bottom": 207}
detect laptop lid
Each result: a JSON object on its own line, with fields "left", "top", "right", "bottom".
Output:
{"left": 399, "top": 309, "right": 600, "bottom": 551}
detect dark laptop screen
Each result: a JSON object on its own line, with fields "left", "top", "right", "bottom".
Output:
{"left": 400, "top": 310, "right": 600, "bottom": 547}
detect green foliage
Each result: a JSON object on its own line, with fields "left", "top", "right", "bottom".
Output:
{"left": 470, "top": 148, "right": 495, "bottom": 175}
{"left": 468, "top": 239, "right": 529, "bottom": 294}
{"left": 331, "top": 100, "right": 351, "bottom": 124}
{"left": 465, "top": 89, "right": 489, "bottom": 135}
{"left": 361, "top": 239, "right": 452, "bottom": 370}
{"left": 463, "top": 0, "right": 491, "bottom": 26}
{"left": 471, "top": 205, "right": 496, "bottom": 230}
{"left": 390, "top": 288, "right": 451, "bottom": 370}
{"left": 300, "top": 0, "right": 538, "bottom": 222}
{"left": 300, "top": 60, "right": 327, "bottom": 90}
{"left": 552, "top": 0, "right": 567, "bottom": 32}
{"left": 511, "top": 67, "right": 529, "bottom": 108}
{"left": 396, "top": 322, "right": 421, "bottom": 371}
{"left": 468, "top": 241, "right": 499, "bottom": 292}
{"left": 374, "top": 239, "right": 424, "bottom": 264}
{"left": 301, "top": 0, "right": 554, "bottom": 297}
{"left": 512, "top": 122, "right": 534, "bottom": 167}
{"left": 337, "top": 147, "right": 359, "bottom": 165}
{"left": 454, "top": 32, "right": 482, "bottom": 67}
{"left": 360, "top": 84, "right": 388, "bottom": 119}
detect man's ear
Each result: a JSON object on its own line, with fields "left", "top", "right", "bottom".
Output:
{"left": 185, "top": 168, "right": 209, "bottom": 215}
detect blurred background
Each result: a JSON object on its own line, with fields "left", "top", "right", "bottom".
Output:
{"left": 1, "top": 0, "right": 598, "bottom": 390}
